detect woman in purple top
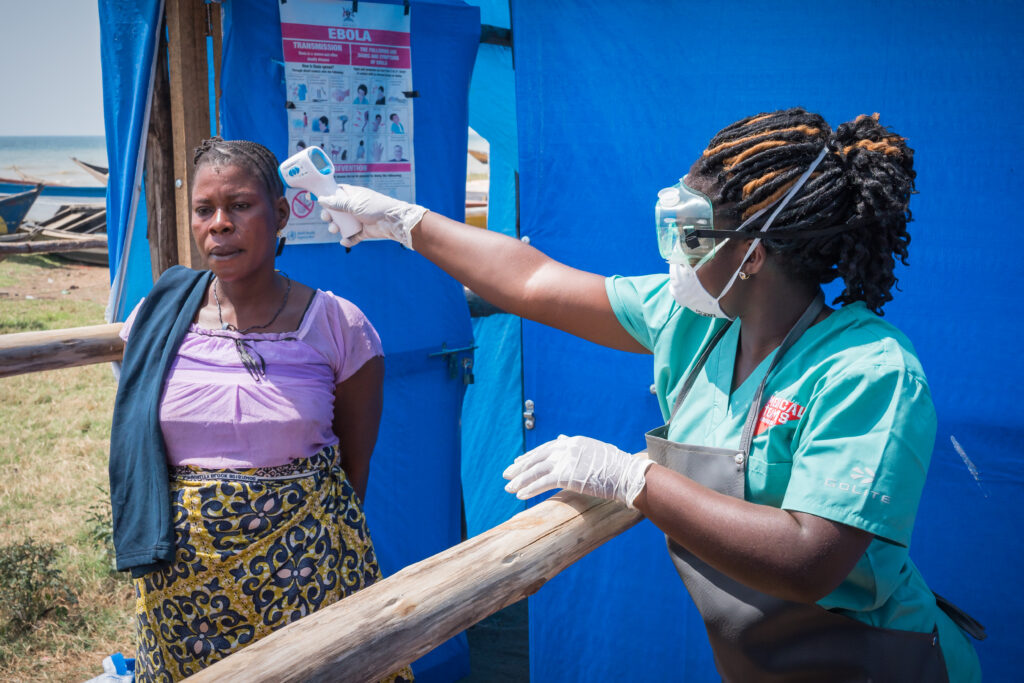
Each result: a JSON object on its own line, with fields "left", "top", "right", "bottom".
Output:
{"left": 118, "top": 138, "right": 411, "bottom": 683}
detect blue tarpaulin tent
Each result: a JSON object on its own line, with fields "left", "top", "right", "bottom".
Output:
{"left": 102, "top": 0, "right": 1022, "bottom": 680}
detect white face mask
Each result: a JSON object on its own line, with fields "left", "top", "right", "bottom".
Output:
{"left": 669, "top": 262, "right": 727, "bottom": 317}
{"left": 668, "top": 238, "right": 757, "bottom": 319}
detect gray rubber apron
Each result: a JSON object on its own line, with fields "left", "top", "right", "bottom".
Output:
{"left": 645, "top": 293, "right": 949, "bottom": 682}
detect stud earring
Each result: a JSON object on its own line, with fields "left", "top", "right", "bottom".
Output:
{"left": 738, "top": 271, "right": 750, "bottom": 281}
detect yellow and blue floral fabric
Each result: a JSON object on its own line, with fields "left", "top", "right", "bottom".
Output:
{"left": 133, "top": 445, "right": 412, "bottom": 683}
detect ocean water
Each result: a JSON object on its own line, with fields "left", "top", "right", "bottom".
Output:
{"left": 0, "top": 135, "right": 107, "bottom": 186}
{"left": 0, "top": 135, "right": 108, "bottom": 221}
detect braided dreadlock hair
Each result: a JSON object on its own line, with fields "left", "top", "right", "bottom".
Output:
{"left": 693, "top": 108, "right": 915, "bottom": 314}
{"left": 192, "top": 137, "right": 284, "bottom": 201}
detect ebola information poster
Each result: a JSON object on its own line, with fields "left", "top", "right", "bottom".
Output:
{"left": 279, "top": 0, "right": 414, "bottom": 244}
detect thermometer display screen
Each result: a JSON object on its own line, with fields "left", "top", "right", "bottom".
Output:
{"left": 310, "top": 148, "right": 332, "bottom": 172}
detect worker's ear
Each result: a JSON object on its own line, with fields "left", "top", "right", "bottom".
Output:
{"left": 740, "top": 240, "right": 767, "bottom": 276}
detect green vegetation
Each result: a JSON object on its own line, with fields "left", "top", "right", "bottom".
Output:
{"left": 0, "top": 254, "right": 67, "bottom": 288}
{"left": 0, "top": 540, "right": 79, "bottom": 638}
{"left": 0, "top": 256, "right": 132, "bottom": 682}
{"left": 0, "top": 298, "right": 109, "bottom": 335}
{"left": 0, "top": 301, "right": 109, "bottom": 335}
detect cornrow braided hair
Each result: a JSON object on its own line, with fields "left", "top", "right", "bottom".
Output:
{"left": 693, "top": 108, "right": 916, "bottom": 314}
{"left": 192, "top": 137, "right": 285, "bottom": 200}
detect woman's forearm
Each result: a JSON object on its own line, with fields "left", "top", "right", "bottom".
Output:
{"left": 333, "top": 356, "right": 385, "bottom": 503}
{"left": 633, "top": 464, "right": 873, "bottom": 603}
{"left": 412, "top": 212, "right": 646, "bottom": 352}
{"left": 343, "top": 455, "right": 371, "bottom": 503}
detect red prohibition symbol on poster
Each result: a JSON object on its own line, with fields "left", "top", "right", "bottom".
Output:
{"left": 291, "top": 191, "right": 315, "bottom": 219}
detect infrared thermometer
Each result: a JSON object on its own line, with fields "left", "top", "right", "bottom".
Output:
{"left": 278, "top": 146, "right": 363, "bottom": 239}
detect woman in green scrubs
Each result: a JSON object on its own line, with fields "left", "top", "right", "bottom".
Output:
{"left": 320, "top": 107, "right": 982, "bottom": 681}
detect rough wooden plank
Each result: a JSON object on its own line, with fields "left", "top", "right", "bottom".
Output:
{"left": 0, "top": 239, "right": 109, "bottom": 256}
{"left": 32, "top": 228, "right": 107, "bottom": 243}
{"left": 166, "top": 0, "right": 210, "bottom": 269}
{"left": 38, "top": 210, "right": 96, "bottom": 232}
{"left": 0, "top": 324, "right": 124, "bottom": 378}
{"left": 186, "top": 492, "right": 643, "bottom": 682}
{"left": 51, "top": 211, "right": 106, "bottom": 234}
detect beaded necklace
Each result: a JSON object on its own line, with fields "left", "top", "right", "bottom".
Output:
{"left": 212, "top": 274, "right": 292, "bottom": 381}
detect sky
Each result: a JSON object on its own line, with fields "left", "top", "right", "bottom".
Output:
{"left": 0, "top": 0, "right": 105, "bottom": 136}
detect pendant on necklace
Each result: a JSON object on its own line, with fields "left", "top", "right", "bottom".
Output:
{"left": 221, "top": 323, "right": 230, "bottom": 330}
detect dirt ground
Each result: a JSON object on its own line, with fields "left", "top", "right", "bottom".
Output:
{"left": 0, "top": 255, "right": 110, "bottom": 304}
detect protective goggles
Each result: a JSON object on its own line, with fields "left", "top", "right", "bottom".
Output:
{"left": 655, "top": 181, "right": 726, "bottom": 266}
{"left": 655, "top": 147, "right": 836, "bottom": 266}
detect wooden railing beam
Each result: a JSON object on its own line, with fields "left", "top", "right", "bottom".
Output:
{"left": 0, "top": 325, "right": 124, "bottom": 378}
{"left": 186, "top": 492, "right": 643, "bottom": 682}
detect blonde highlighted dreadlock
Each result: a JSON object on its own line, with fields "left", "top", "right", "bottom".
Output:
{"left": 693, "top": 108, "right": 915, "bottom": 314}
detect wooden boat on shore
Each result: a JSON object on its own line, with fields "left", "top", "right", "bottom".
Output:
{"left": 0, "top": 160, "right": 107, "bottom": 262}
{"left": 0, "top": 177, "right": 106, "bottom": 199}
{"left": 0, "top": 201, "right": 107, "bottom": 265}
{"left": 0, "top": 184, "right": 44, "bottom": 234}
{"left": 71, "top": 157, "right": 110, "bottom": 186}
{"left": 27, "top": 204, "right": 107, "bottom": 265}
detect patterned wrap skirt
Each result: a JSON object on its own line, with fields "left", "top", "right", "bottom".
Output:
{"left": 133, "top": 445, "right": 413, "bottom": 682}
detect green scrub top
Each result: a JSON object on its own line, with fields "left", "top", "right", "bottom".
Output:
{"left": 606, "top": 273, "right": 980, "bottom": 682}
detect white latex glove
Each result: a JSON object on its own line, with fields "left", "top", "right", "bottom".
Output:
{"left": 503, "top": 435, "right": 654, "bottom": 509}
{"left": 317, "top": 183, "right": 428, "bottom": 249}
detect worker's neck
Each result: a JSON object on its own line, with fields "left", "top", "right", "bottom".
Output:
{"left": 732, "top": 271, "right": 820, "bottom": 385}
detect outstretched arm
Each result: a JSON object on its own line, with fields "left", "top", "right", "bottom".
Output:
{"left": 413, "top": 211, "right": 645, "bottom": 353}
{"left": 318, "top": 186, "right": 648, "bottom": 354}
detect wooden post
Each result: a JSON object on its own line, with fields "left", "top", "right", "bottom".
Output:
{"left": 146, "top": 21, "right": 178, "bottom": 280}
{"left": 185, "top": 492, "right": 644, "bottom": 682}
{"left": 165, "top": 0, "right": 213, "bottom": 269}
{"left": 0, "top": 325, "right": 124, "bottom": 378}
{"left": 208, "top": 2, "right": 223, "bottom": 138}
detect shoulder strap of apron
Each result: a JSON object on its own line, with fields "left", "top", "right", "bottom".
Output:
{"left": 665, "top": 292, "right": 826, "bottom": 449}
{"left": 736, "top": 291, "right": 825, "bottom": 455}
{"left": 667, "top": 319, "right": 735, "bottom": 423}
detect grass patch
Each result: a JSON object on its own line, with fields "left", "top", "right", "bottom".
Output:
{"left": 0, "top": 298, "right": 106, "bottom": 334}
{"left": 0, "top": 258, "right": 132, "bottom": 682}
{"left": 0, "top": 364, "right": 131, "bottom": 682}
{"left": 0, "top": 255, "right": 67, "bottom": 289}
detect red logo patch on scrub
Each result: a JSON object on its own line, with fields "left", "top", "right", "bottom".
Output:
{"left": 755, "top": 396, "right": 806, "bottom": 435}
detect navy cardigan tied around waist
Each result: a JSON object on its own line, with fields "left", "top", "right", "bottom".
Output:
{"left": 109, "top": 266, "right": 212, "bottom": 577}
